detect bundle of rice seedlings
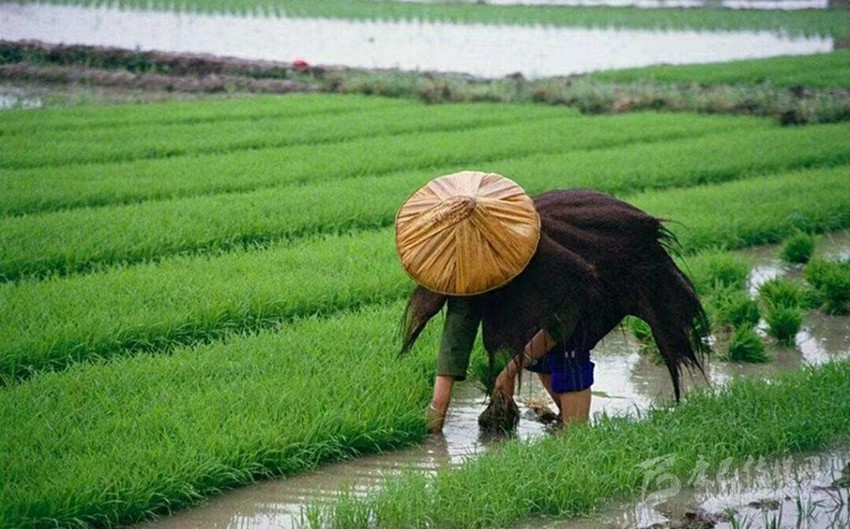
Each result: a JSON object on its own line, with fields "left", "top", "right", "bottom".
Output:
{"left": 725, "top": 325, "right": 768, "bottom": 363}
{"left": 780, "top": 231, "right": 814, "bottom": 264}
{"left": 710, "top": 289, "right": 761, "bottom": 328}
{"left": 805, "top": 259, "right": 850, "bottom": 315}
{"left": 758, "top": 277, "right": 805, "bottom": 309}
{"left": 765, "top": 304, "right": 803, "bottom": 345}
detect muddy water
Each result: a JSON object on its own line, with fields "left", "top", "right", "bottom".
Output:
{"left": 0, "top": 3, "right": 836, "bottom": 79}
{"left": 136, "top": 232, "right": 850, "bottom": 529}
{"left": 528, "top": 449, "right": 850, "bottom": 529}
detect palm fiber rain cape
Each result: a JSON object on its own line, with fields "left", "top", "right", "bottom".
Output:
{"left": 401, "top": 189, "right": 710, "bottom": 400}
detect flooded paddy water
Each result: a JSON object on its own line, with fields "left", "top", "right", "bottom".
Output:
{"left": 135, "top": 234, "right": 850, "bottom": 529}
{"left": 402, "top": 0, "right": 832, "bottom": 9}
{"left": 0, "top": 3, "right": 838, "bottom": 79}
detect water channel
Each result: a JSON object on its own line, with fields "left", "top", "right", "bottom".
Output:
{"left": 0, "top": 3, "right": 837, "bottom": 79}
{"left": 135, "top": 232, "right": 850, "bottom": 529}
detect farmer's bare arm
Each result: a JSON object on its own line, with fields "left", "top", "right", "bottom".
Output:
{"left": 493, "top": 306, "right": 580, "bottom": 397}
{"left": 492, "top": 329, "right": 557, "bottom": 397}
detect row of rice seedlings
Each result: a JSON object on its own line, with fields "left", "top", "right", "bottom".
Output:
{"left": 590, "top": 50, "right": 850, "bottom": 89}
{"left": 0, "top": 300, "right": 438, "bottom": 529}
{"left": 0, "top": 230, "right": 408, "bottom": 384}
{"left": 310, "top": 360, "right": 850, "bottom": 529}
{"left": 0, "top": 92, "right": 412, "bottom": 136}
{"left": 0, "top": 100, "right": 563, "bottom": 170}
{"left": 629, "top": 166, "right": 850, "bottom": 252}
{"left": 7, "top": 124, "right": 850, "bottom": 282}
{"left": 4, "top": 168, "right": 850, "bottom": 383}
{"left": 1, "top": 110, "right": 758, "bottom": 217}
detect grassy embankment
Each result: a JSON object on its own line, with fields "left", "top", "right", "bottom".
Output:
{"left": 590, "top": 50, "right": 850, "bottom": 89}
{"left": 4, "top": 42, "right": 850, "bottom": 123}
{"left": 3, "top": 93, "right": 850, "bottom": 528}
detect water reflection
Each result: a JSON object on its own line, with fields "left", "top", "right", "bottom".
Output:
{"left": 531, "top": 449, "right": 850, "bottom": 529}
{"left": 0, "top": 3, "right": 834, "bottom": 79}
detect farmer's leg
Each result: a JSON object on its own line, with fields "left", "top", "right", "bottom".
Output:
{"left": 431, "top": 297, "right": 481, "bottom": 433}
{"left": 550, "top": 350, "right": 595, "bottom": 425}
{"left": 428, "top": 375, "right": 455, "bottom": 433}
{"left": 558, "top": 388, "right": 591, "bottom": 424}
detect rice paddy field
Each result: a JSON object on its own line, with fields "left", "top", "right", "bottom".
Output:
{"left": 3, "top": 3, "right": 850, "bottom": 526}
{"left": 8, "top": 0, "right": 850, "bottom": 39}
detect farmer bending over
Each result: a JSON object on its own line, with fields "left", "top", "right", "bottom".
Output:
{"left": 395, "top": 171, "right": 710, "bottom": 433}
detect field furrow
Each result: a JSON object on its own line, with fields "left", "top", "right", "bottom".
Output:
{"left": 2, "top": 165, "right": 848, "bottom": 384}
{"left": 2, "top": 119, "right": 846, "bottom": 282}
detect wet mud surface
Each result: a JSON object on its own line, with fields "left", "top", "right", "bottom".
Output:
{"left": 136, "top": 233, "right": 850, "bottom": 529}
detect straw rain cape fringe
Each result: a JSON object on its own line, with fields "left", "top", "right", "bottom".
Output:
{"left": 401, "top": 189, "right": 710, "bottom": 401}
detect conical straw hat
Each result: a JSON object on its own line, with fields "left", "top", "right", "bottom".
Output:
{"left": 395, "top": 171, "right": 541, "bottom": 296}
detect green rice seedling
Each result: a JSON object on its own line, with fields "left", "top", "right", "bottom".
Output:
{"left": 684, "top": 252, "right": 751, "bottom": 296}
{"left": 759, "top": 277, "right": 805, "bottom": 309}
{"left": 725, "top": 325, "right": 768, "bottom": 363}
{"left": 805, "top": 259, "right": 850, "bottom": 315}
{"left": 624, "top": 316, "right": 662, "bottom": 362}
{"left": 630, "top": 166, "right": 850, "bottom": 253}
{"left": 0, "top": 92, "right": 412, "bottom": 136}
{"left": 780, "top": 231, "right": 815, "bottom": 265}
{"left": 2, "top": 109, "right": 774, "bottom": 217}
{"left": 710, "top": 289, "right": 761, "bottom": 329}
{"left": 3, "top": 114, "right": 790, "bottom": 281}
{"left": 312, "top": 360, "right": 850, "bottom": 528}
{"left": 0, "top": 300, "right": 439, "bottom": 529}
{"left": 7, "top": 148, "right": 850, "bottom": 284}
{"left": 765, "top": 304, "right": 803, "bottom": 345}
{"left": 0, "top": 99, "right": 562, "bottom": 170}
{"left": 0, "top": 230, "right": 410, "bottom": 382}
{"left": 3, "top": 184, "right": 849, "bottom": 380}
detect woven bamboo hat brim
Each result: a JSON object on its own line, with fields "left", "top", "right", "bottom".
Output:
{"left": 395, "top": 171, "right": 541, "bottom": 296}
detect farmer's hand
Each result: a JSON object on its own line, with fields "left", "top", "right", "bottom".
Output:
{"left": 492, "top": 362, "right": 518, "bottom": 399}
